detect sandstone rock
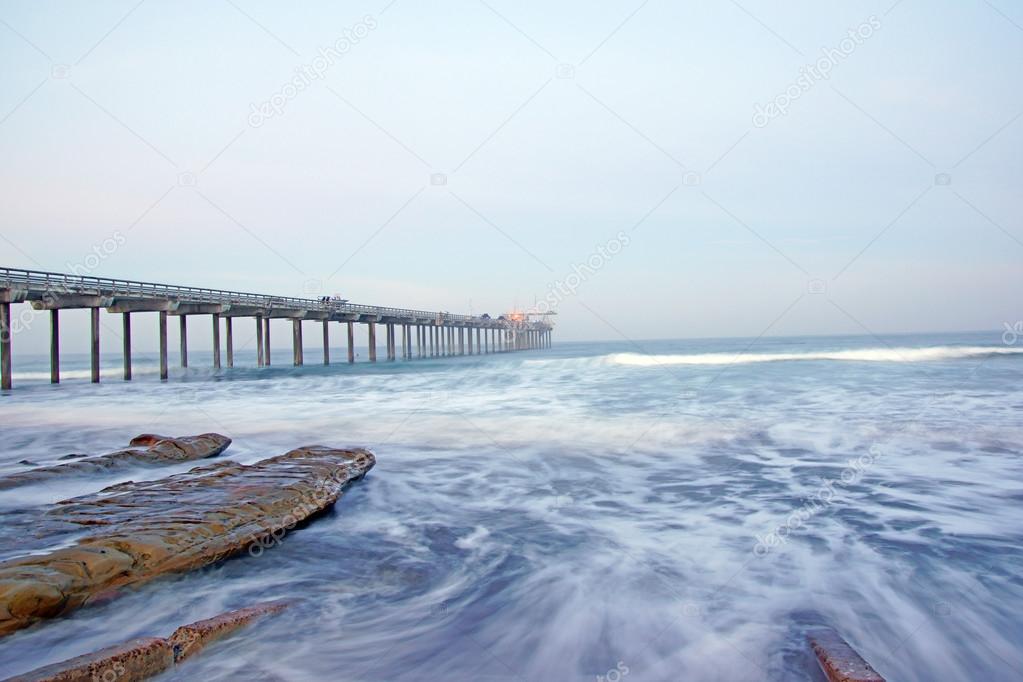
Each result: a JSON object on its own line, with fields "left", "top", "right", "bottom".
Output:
{"left": 168, "top": 600, "right": 291, "bottom": 662}
{"left": 809, "top": 628, "right": 886, "bottom": 682}
{"left": 3, "top": 601, "right": 290, "bottom": 681}
{"left": 0, "top": 447, "right": 373, "bottom": 636}
{"left": 0, "top": 434, "right": 232, "bottom": 490}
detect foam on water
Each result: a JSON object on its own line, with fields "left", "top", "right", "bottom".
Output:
{"left": 0, "top": 332, "right": 1021, "bottom": 680}
{"left": 608, "top": 345, "right": 1023, "bottom": 366}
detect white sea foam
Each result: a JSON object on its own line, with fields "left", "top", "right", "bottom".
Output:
{"left": 607, "top": 345, "right": 1023, "bottom": 366}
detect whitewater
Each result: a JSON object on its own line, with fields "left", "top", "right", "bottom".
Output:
{"left": 0, "top": 330, "right": 1020, "bottom": 680}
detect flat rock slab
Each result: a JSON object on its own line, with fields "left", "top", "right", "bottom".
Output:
{"left": 0, "top": 434, "right": 232, "bottom": 490}
{"left": 0, "top": 446, "right": 373, "bottom": 636}
{"left": 4, "top": 601, "right": 289, "bottom": 681}
{"left": 809, "top": 628, "right": 886, "bottom": 682}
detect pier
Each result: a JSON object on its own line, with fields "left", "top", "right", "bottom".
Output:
{"left": 0, "top": 267, "right": 553, "bottom": 389}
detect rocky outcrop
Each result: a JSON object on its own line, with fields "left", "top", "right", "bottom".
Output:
{"left": 0, "top": 434, "right": 232, "bottom": 490}
{"left": 809, "top": 628, "right": 886, "bottom": 682}
{"left": 0, "top": 447, "right": 373, "bottom": 636}
{"left": 3, "top": 601, "right": 290, "bottom": 681}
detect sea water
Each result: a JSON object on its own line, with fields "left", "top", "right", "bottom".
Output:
{"left": 0, "top": 331, "right": 1021, "bottom": 681}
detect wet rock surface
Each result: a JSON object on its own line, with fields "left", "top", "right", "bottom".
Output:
{"left": 3, "top": 601, "right": 290, "bottom": 681}
{"left": 0, "top": 447, "right": 373, "bottom": 636}
{"left": 809, "top": 628, "right": 886, "bottom": 682}
{"left": 0, "top": 434, "right": 232, "bottom": 490}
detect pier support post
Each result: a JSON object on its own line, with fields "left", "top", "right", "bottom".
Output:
{"left": 416, "top": 325, "right": 422, "bottom": 358}
{"left": 429, "top": 325, "right": 435, "bottom": 357}
{"left": 263, "top": 317, "right": 271, "bottom": 366}
{"left": 403, "top": 324, "right": 409, "bottom": 359}
{"left": 50, "top": 310, "right": 59, "bottom": 384}
{"left": 159, "top": 311, "right": 168, "bottom": 380}
{"left": 368, "top": 322, "right": 377, "bottom": 362}
{"left": 476, "top": 328, "right": 481, "bottom": 355}
{"left": 122, "top": 312, "right": 132, "bottom": 381}
{"left": 256, "top": 316, "right": 264, "bottom": 367}
{"left": 386, "top": 323, "right": 395, "bottom": 361}
{"left": 90, "top": 307, "right": 100, "bottom": 383}
{"left": 322, "top": 320, "right": 330, "bottom": 365}
{"left": 292, "top": 319, "right": 303, "bottom": 366}
{"left": 212, "top": 314, "right": 221, "bottom": 369}
{"left": 347, "top": 322, "right": 354, "bottom": 363}
{"left": 0, "top": 302, "right": 11, "bottom": 390}
{"left": 459, "top": 327, "right": 464, "bottom": 355}
{"left": 448, "top": 327, "right": 454, "bottom": 355}
{"left": 226, "top": 317, "right": 234, "bottom": 367}
{"left": 179, "top": 315, "right": 188, "bottom": 368}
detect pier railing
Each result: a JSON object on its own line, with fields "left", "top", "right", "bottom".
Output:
{"left": 0, "top": 267, "right": 486, "bottom": 323}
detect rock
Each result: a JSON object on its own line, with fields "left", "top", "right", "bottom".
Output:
{"left": 3, "top": 601, "right": 290, "bottom": 681}
{"left": 168, "top": 600, "right": 291, "bottom": 662}
{"left": 809, "top": 628, "right": 886, "bottom": 682}
{"left": 0, "top": 434, "right": 232, "bottom": 490}
{"left": 0, "top": 447, "right": 373, "bottom": 636}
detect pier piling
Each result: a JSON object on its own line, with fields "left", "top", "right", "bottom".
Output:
{"left": 322, "top": 320, "right": 330, "bottom": 365}
{"left": 263, "top": 317, "right": 271, "bottom": 366}
{"left": 180, "top": 316, "right": 188, "bottom": 368}
{"left": 368, "top": 322, "right": 377, "bottom": 362}
{"left": 122, "top": 312, "right": 132, "bottom": 381}
{"left": 50, "top": 309, "right": 59, "bottom": 383}
{"left": 226, "top": 317, "right": 234, "bottom": 368}
{"left": 256, "top": 316, "right": 264, "bottom": 367}
{"left": 346, "top": 321, "right": 354, "bottom": 363}
{"left": 1, "top": 301, "right": 11, "bottom": 390}
{"left": 292, "top": 319, "right": 303, "bottom": 366}
{"left": 212, "top": 313, "right": 221, "bottom": 370}
{"left": 159, "top": 311, "right": 168, "bottom": 380}
{"left": 90, "top": 307, "right": 100, "bottom": 383}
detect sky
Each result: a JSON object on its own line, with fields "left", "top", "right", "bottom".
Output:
{"left": 1, "top": 0, "right": 1022, "bottom": 350}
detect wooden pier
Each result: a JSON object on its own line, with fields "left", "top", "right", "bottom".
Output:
{"left": 0, "top": 268, "right": 553, "bottom": 389}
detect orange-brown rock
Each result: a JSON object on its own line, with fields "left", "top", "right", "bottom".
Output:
{"left": 3, "top": 601, "right": 290, "bottom": 681}
{"left": 0, "top": 434, "right": 232, "bottom": 490}
{"left": 168, "top": 599, "right": 291, "bottom": 662}
{"left": 809, "top": 628, "right": 886, "bottom": 682}
{"left": 0, "top": 447, "right": 373, "bottom": 636}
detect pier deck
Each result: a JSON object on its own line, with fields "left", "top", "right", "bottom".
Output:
{"left": 0, "top": 267, "right": 552, "bottom": 389}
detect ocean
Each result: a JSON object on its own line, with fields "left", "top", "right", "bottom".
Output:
{"left": 0, "top": 330, "right": 1021, "bottom": 681}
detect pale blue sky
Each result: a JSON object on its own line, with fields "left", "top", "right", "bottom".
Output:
{"left": 1, "top": 0, "right": 1022, "bottom": 348}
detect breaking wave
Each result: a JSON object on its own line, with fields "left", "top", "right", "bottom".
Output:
{"left": 608, "top": 345, "right": 1023, "bottom": 366}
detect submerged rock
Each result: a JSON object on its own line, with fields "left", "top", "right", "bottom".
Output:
{"left": 3, "top": 601, "right": 290, "bottom": 681}
{"left": 0, "top": 434, "right": 232, "bottom": 490}
{"left": 0, "top": 446, "right": 373, "bottom": 636}
{"left": 808, "top": 628, "right": 886, "bottom": 682}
